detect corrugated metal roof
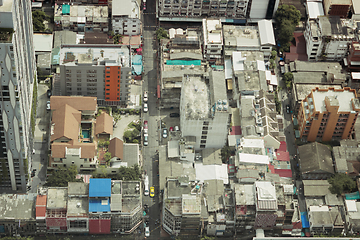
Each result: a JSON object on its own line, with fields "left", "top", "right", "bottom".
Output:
{"left": 89, "top": 178, "right": 111, "bottom": 197}
{"left": 258, "top": 20, "right": 276, "bottom": 46}
{"left": 89, "top": 198, "right": 111, "bottom": 213}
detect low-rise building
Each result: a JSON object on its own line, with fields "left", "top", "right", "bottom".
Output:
{"left": 298, "top": 142, "right": 334, "bottom": 180}
{"left": 112, "top": 0, "right": 141, "bottom": 36}
{"left": 46, "top": 188, "right": 68, "bottom": 233}
{"left": 67, "top": 182, "right": 89, "bottom": 233}
{"left": 297, "top": 87, "right": 360, "bottom": 142}
{"left": 54, "top": 4, "right": 108, "bottom": 32}
{"left": 203, "top": 19, "right": 223, "bottom": 62}
{"left": 223, "top": 20, "right": 275, "bottom": 60}
{"left": 333, "top": 139, "right": 360, "bottom": 176}
{"left": 345, "top": 200, "right": 360, "bottom": 234}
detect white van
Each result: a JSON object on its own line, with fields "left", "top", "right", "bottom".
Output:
{"left": 144, "top": 175, "right": 149, "bottom": 196}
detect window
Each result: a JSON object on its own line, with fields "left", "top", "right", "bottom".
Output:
{"left": 77, "top": 88, "right": 81, "bottom": 91}
{"left": 202, "top": 131, "right": 207, "bottom": 135}
{"left": 202, "top": 126, "right": 208, "bottom": 130}
{"left": 200, "top": 145, "right": 205, "bottom": 149}
{"left": 70, "top": 220, "right": 87, "bottom": 228}
{"left": 201, "top": 140, "right": 206, "bottom": 144}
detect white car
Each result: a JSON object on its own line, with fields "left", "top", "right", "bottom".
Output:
{"left": 46, "top": 101, "right": 51, "bottom": 110}
{"left": 144, "top": 135, "right": 148, "bottom": 146}
{"left": 144, "top": 103, "right": 148, "bottom": 112}
{"left": 145, "top": 226, "right": 150, "bottom": 237}
{"left": 143, "top": 91, "right": 148, "bottom": 102}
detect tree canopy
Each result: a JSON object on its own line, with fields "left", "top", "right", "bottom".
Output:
{"left": 92, "top": 164, "right": 142, "bottom": 180}
{"left": 283, "top": 72, "right": 294, "bottom": 89}
{"left": 328, "top": 173, "right": 357, "bottom": 195}
{"left": 274, "top": 5, "right": 301, "bottom": 52}
{"left": 45, "top": 165, "right": 82, "bottom": 187}
{"left": 32, "top": 10, "right": 51, "bottom": 32}
{"left": 156, "top": 27, "right": 169, "bottom": 41}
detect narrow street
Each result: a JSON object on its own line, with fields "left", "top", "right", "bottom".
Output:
{"left": 141, "top": 0, "right": 162, "bottom": 238}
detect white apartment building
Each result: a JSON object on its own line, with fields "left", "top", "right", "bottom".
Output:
{"left": 203, "top": 19, "right": 223, "bottom": 61}
{"left": 180, "top": 70, "right": 229, "bottom": 150}
{"left": 0, "top": 0, "right": 36, "bottom": 192}
{"left": 112, "top": 0, "right": 141, "bottom": 36}
{"left": 304, "top": 16, "right": 356, "bottom": 61}
{"left": 158, "top": 0, "right": 278, "bottom": 20}
{"left": 57, "top": 46, "right": 131, "bottom": 107}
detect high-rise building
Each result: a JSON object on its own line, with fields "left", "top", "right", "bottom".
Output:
{"left": 0, "top": 0, "right": 36, "bottom": 192}
{"left": 297, "top": 87, "right": 360, "bottom": 142}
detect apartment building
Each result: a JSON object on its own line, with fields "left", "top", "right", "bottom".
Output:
{"left": 347, "top": 41, "right": 360, "bottom": 71}
{"left": 0, "top": 0, "right": 36, "bottom": 192}
{"left": 112, "top": 0, "right": 141, "bottom": 36}
{"left": 158, "top": 0, "right": 279, "bottom": 21}
{"left": 180, "top": 70, "right": 229, "bottom": 150}
{"left": 54, "top": 4, "right": 108, "bottom": 33}
{"left": 297, "top": 87, "right": 360, "bottom": 142}
{"left": 57, "top": 46, "right": 131, "bottom": 107}
{"left": 304, "top": 16, "right": 356, "bottom": 61}
{"left": 202, "top": 19, "right": 223, "bottom": 62}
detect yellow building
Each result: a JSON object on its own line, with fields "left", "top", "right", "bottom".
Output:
{"left": 297, "top": 87, "right": 360, "bottom": 142}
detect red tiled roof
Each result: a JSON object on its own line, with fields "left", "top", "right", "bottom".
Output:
{"left": 278, "top": 141, "right": 287, "bottom": 152}
{"left": 274, "top": 169, "right": 293, "bottom": 178}
{"left": 268, "top": 164, "right": 275, "bottom": 173}
{"left": 231, "top": 126, "right": 242, "bottom": 135}
{"left": 284, "top": 32, "right": 308, "bottom": 62}
{"left": 36, "top": 206, "right": 46, "bottom": 218}
{"left": 275, "top": 151, "right": 290, "bottom": 161}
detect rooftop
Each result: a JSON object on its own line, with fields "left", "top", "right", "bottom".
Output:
{"left": 89, "top": 198, "right": 110, "bottom": 213}
{"left": 47, "top": 188, "right": 68, "bottom": 209}
{"left": 311, "top": 88, "right": 357, "bottom": 113}
{"left": 68, "top": 182, "right": 89, "bottom": 196}
{"left": 223, "top": 25, "right": 260, "bottom": 48}
{"left": 257, "top": 20, "right": 276, "bottom": 46}
{"left": 195, "top": 163, "right": 228, "bottom": 184}
{"left": 255, "top": 181, "right": 277, "bottom": 211}
{"left": 182, "top": 194, "right": 201, "bottom": 215}
{"left": 0, "top": 0, "right": 13, "bottom": 13}
{"left": 203, "top": 19, "right": 223, "bottom": 45}
{"left": 181, "top": 75, "right": 210, "bottom": 120}
{"left": 303, "top": 180, "right": 331, "bottom": 197}
{"left": 112, "top": 0, "right": 139, "bottom": 18}
{"left": 202, "top": 148, "right": 222, "bottom": 165}
{"left": 67, "top": 198, "right": 88, "bottom": 217}
{"left": 33, "top": 33, "right": 53, "bottom": 53}
{"left": 89, "top": 178, "right": 111, "bottom": 197}
{"left": 294, "top": 83, "right": 342, "bottom": 104}
{"left": 307, "top": 1, "right": 324, "bottom": 19}
{"left": 234, "top": 183, "right": 255, "bottom": 206}
{"left": 318, "top": 16, "right": 353, "bottom": 36}
{"left": 0, "top": 194, "right": 36, "bottom": 220}
{"left": 59, "top": 46, "right": 130, "bottom": 67}
{"left": 53, "top": 30, "right": 77, "bottom": 49}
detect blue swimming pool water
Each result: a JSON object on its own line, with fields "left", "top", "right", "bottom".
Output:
{"left": 82, "top": 130, "right": 90, "bottom": 139}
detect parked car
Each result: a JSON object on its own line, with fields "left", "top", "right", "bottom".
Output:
{"left": 162, "top": 128, "right": 168, "bottom": 138}
{"left": 47, "top": 89, "right": 52, "bottom": 98}
{"left": 143, "top": 120, "right": 148, "bottom": 134}
{"left": 46, "top": 101, "right": 51, "bottom": 110}
{"left": 144, "top": 135, "right": 148, "bottom": 146}
{"left": 143, "top": 103, "right": 148, "bottom": 113}
{"left": 150, "top": 186, "right": 155, "bottom": 197}
{"left": 286, "top": 105, "right": 290, "bottom": 114}
{"left": 145, "top": 226, "right": 150, "bottom": 237}
{"left": 170, "top": 112, "right": 180, "bottom": 117}
{"left": 169, "top": 127, "right": 174, "bottom": 131}
{"left": 174, "top": 126, "right": 179, "bottom": 131}
{"left": 143, "top": 91, "right": 148, "bottom": 102}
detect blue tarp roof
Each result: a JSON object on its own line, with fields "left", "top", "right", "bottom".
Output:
{"left": 166, "top": 60, "right": 201, "bottom": 66}
{"left": 346, "top": 191, "right": 360, "bottom": 200}
{"left": 132, "top": 65, "right": 143, "bottom": 75}
{"left": 89, "top": 198, "right": 110, "bottom": 213}
{"left": 89, "top": 178, "right": 111, "bottom": 197}
{"left": 132, "top": 55, "right": 142, "bottom": 65}
{"left": 300, "top": 212, "right": 309, "bottom": 228}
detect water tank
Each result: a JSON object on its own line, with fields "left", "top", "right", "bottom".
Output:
{"left": 217, "top": 99, "right": 222, "bottom": 105}
{"left": 223, "top": 105, "right": 228, "bottom": 111}
{"left": 217, "top": 105, "right": 223, "bottom": 111}
{"left": 223, "top": 99, "right": 227, "bottom": 105}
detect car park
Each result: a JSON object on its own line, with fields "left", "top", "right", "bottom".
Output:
{"left": 150, "top": 186, "right": 155, "bottom": 197}
{"left": 162, "top": 128, "right": 168, "bottom": 138}
{"left": 143, "top": 91, "right": 148, "bottom": 102}
{"left": 143, "top": 103, "right": 148, "bottom": 112}
{"left": 170, "top": 112, "right": 179, "bottom": 117}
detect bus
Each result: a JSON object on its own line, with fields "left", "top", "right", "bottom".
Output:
{"left": 144, "top": 175, "right": 149, "bottom": 196}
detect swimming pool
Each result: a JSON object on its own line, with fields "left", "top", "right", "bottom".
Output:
{"left": 82, "top": 130, "right": 90, "bottom": 139}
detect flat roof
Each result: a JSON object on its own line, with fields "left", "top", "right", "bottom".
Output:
{"left": 68, "top": 182, "right": 89, "bottom": 196}
{"left": 33, "top": 34, "right": 53, "bottom": 53}
{"left": 89, "top": 178, "right": 111, "bottom": 197}
{"left": 223, "top": 25, "right": 260, "bottom": 48}
{"left": 182, "top": 194, "right": 201, "bottom": 214}
{"left": 307, "top": 2, "right": 324, "bottom": 19}
{"left": 47, "top": 188, "right": 68, "bottom": 209}
{"left": 67, "top": 198, "right": 88, "bottom": 217}
{"left": 238, "top": 153, "right": 269, "bottom": 165}
{"left": 195, "top": 163, "right": 228, "bottom": 184}
{"left": 0, "top": 194, "right": 36, "bottom": 220}
{"left": 234, "top": 183, "right": 255, "bottom": 205}
{"left": 203, "top": 19, "right": 223, "bottom": 45}
{"left": 312, "top": 88, "right": 356, "bottom": 113}
{"left": 181, "top": 76, "right": 210, "bottom": 120}
{"left": 0, "top": 0, "right": 13, "bottom": 12}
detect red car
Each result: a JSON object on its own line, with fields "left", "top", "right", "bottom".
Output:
{"left": 169, "top": 127, "right": 174, "bottom": 131}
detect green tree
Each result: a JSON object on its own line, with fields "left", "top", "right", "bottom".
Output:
{"left": 275, "top": 4, "right": 301, "bottom": 26}
{"left": 328, "top": 173, "right": 357, "bottom": 195}
{"left": 116, "top": 165, "right": 141, "bottom": 180}
{"left": 156, "top": 27, "right": 169, "bottom": 41}
{"left": 283, "top": 72, "right": 294, "bottom": 89}
{"left": 104, "top": 152, "right": 112, "bottom": 163}
{"left": 45, "top": 165, "right": 82, "bottom": 187}
{"left": 271, "top": 50, "right": 277, "bottom": 60}
{"left": 123, "top": 128, "right": 140, "bottom": 143}
{"left": 32, "top": 10, "right": 51, "bottom": 32}
{"left": 221, "top": 146, "right": 233, "bottom": 163}
{"left": 113, "top": 34, "right": 122, "bottom": 44}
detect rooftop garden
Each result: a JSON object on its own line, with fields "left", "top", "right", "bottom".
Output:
{"left": 0, "top": 28, "right": 13, "bottom": 43}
